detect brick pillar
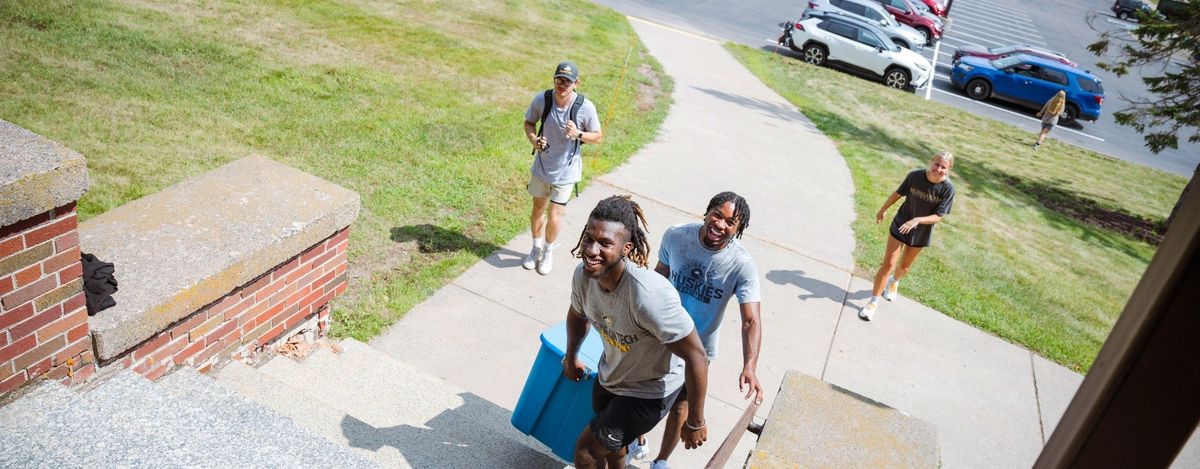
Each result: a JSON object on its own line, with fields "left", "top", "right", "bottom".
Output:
{"left": 0, "top": 120, "right": 92, "bottom": 395}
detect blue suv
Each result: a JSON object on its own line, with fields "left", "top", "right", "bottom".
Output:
{"left": 950, "top": 54, "right": 1104, "bottom": 124}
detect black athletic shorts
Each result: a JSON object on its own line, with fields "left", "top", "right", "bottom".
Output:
{"left": 890, "top": 229, "right": 927, "bottom": 248}
{"left": 590, "top": 380, "right": 682, "bottom": 451}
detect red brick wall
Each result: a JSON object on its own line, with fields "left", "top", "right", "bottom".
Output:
{"left": 113, "top": 228, "right": 349, "bottom": 381}
{"left": 0, "top": 203, "right": 92, "bottom": 394}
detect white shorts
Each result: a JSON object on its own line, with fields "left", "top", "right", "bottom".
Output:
{"left": 528, "top": 175, "right": 573, "bottom": 205}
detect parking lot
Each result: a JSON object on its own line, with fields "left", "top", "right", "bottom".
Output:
{"left": 594, "top": 0, "right": 1200, "bottom": 176}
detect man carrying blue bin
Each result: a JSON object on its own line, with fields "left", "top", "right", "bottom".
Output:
{"left": 562, "top": 195, "right": 711, "bottom": 469}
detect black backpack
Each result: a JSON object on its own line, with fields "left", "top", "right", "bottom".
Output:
{"left": 532, "top": 89, "right": 587, "bottom": 155}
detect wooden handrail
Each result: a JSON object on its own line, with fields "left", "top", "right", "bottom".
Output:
{"left": 704, "top": 400, "right": 761, "bottom": 469}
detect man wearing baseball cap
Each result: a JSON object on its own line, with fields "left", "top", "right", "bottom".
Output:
{"left": 522, "top": 60, "right": 603, "bottom": 276}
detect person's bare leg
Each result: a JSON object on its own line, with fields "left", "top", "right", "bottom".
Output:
{"left": 1036, "top": 127, "right": 1050, "bottom": 145}
{"left": 574, "top": 425, "right": 611, "bottom": 469}
{"left": 653, "top": 395, "right": 688, "bottom": 463}
{"left": 530, "top": 197, "right": 550, "bottom": 239}
{"left": 892, "top": 245, "right": 924, "bottom": 282}
{"left": 545, "top": 202, "right": 566, "bottom": 245}
{"left": 604, "top": 449, "right": 628, "bottom": 469}
{"left": 872, "top": 236, "right": 905, "bottom": 296}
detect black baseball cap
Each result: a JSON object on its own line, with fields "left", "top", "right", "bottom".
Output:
{"left": 554, "top": 61, "right": 579, "bottom": 82}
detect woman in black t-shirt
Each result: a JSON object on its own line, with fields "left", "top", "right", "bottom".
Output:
{"left": 859, "top": 151, "right": 956, "bottom": 321}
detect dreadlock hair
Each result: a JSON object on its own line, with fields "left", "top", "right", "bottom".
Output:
{"left": 706, "top": 191, "right": 751, "bottom": 239}
{"left": 571, "top": 195, "right": 652, "bottom": 268}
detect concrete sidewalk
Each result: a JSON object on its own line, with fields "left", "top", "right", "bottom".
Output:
{"left": 370, "top": 17, "right": 1163, "bottom": 469}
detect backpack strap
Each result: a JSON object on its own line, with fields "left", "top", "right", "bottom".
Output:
{"left": 532, "top": 89, "right": 553, "bottom": 155}
{"left": 569, "top": 92, "right": 586, "bottom": 153}
{"left": 532, "top": 90, "right": 587, "bottom": 155}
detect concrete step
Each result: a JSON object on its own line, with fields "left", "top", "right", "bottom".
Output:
{"left": 158, "top": 366, "right": 376, "bottom": 468}
{"left": 0, "top": 379, "right": 147, "bottom": 467}
{"left": 79, "top": 369, "right": 260, "bottom": 467}
{"left": 255, "top": 339, "right": 565, "bottom": 468}
{"left": 0, "top": 408, "right": 83, "bottom": 469}
{"left": 213, "top": 359, "right": 402, "bottom": 465}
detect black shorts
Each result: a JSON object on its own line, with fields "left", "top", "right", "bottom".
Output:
{"left": 590, "top": 381, "right": 682, "bottom": 451}
{"left": 889, "top": 229, "right": 921, "bottom": 248}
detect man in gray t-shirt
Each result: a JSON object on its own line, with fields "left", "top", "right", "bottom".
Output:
{"left": 521, "top": 60, "right": 603, "bottom": 277}
{"left": 639, "top": 191, "right": 763, "bottom": 468}
{"left": 562, "top": 196, "right": 710, "bottom": 469}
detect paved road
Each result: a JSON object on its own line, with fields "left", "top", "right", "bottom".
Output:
{"left": 593, "top": 0, "right": 1200, "bottom": 176}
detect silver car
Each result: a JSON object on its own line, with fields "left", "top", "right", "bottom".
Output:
{"left": 805, "top": 0, "right": 927, "bottom": 49}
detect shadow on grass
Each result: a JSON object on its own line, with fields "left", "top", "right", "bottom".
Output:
{"left": 796, "top": 102, "right": 1158, "bottom": 258}
{"left": 803, "top": 106, "right": 937, "bottom": 159}
{"left": 340, "top": 392, "right": 564, "bottom": 468}
{"left": 390, "top": 225, "right": 499, "bottom": 257}
{"left": 952, "top": 162, "right": 1160, "bottom": 261}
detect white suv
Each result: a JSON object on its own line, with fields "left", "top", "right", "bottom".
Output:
{"left": 806, "top": 0, "right": 927, "bottom": 50}
{"left": 784, "top": 14, "right": 932, "bottom": 90}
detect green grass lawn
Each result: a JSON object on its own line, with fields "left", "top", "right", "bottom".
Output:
{"left": 0, "top": 0, "right": 672, "bottom": 340}
{"left": 729, "top": 44, "right": 1187, "bottom": 371}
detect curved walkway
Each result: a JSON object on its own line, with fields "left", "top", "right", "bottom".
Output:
{"left": 366, "top": 16, "right": 1171, "bottom": 469}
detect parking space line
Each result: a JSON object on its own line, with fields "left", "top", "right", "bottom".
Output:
{"left": 930, "top": 86, "right": 1107, "bottom": 142}
{"left": 951, "top": 1, "right": 1034, "bottom": 21}
{"left": 949, "top": 9, "right": 1042, "bottom": 34}
{"left": 949, "top": 7, "right": 1040, "bottom": 30}
{"left": 950, "top": 29, "right": 1046, "bottom": 48}
{"left": 946, "top": 18, "right": 1048, "bottom": 45}
{"left": 941, "top": 35, "right": 995, "bottom": 50}
{"left": 947, "top": 31, "right": 1024, "bottom": 49}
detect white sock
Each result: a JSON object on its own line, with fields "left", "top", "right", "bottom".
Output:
{"left": 870, "top": 296, "right": 882, "bottom": 304}
{"left": 533, "top": 237, "right": 544, "bottom": 249}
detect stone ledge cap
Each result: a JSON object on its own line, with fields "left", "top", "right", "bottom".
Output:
{"left": 0, "top": 119, "right": 90, "bottom": 226}
{"left": 80, "top": 155, "right": 360, "bottom": 361}
{"left": 747, "top": 370, "right": 939, "bottom": 468}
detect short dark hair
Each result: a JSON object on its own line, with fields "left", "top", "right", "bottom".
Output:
{"left": 572, "top": 195, "right": 651, "bottom": 268}
{"left": 706, "top": 191, "right": 751, "bottom": 239}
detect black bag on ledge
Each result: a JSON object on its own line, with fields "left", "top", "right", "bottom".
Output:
{"left": 81, "top": 252, "right": 117, "bottom": 316}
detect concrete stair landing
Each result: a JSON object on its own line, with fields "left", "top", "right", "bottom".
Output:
{"left": 0, "top": 368, "right": 373, "bottom": 468}
{"left": 214, "top": 338, "right": 564, "bottom": 468}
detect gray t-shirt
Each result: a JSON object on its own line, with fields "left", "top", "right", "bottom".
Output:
{"left": 524, "top": 91, "right": 601, "bottom": 185}
{"left": 658, "top": 222, "right": 761, "bottom": 361}
{"left": 571, "top": 261, "right": 695, "bottom": 399}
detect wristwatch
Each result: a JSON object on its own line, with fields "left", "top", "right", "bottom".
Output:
{"left": 576, "top": 130, "right": 585, "bottom": 140}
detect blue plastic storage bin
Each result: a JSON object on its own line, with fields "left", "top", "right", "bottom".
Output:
{"left": 511, "top": 322, "right": 604, "bottom": 463}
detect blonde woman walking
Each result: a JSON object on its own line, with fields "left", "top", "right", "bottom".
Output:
{"left": 1033, "top": 90, "right": 1066, "bottom": 150}
{"left": 859, "top": 151, "right": 956, "bottom": 321}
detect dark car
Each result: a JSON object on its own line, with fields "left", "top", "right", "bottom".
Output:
{"left": 1111, "top": 0, "right": 1154, "bottom": 20}
{"left": 950, "top": 54, "right": 1105, "bottom": 123}
{"left": 952, "top": 45, "right": 1076, "bottom": 68}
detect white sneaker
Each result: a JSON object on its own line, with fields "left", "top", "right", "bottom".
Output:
{"left": 883, "top": 276, "right": 899, "bottom": 301}
{"left": 522, "top": 245, "right": 542, "bottom": 270}
{"left": 536, "top": 246, "right": 554, "bottom": 275}
{"left": 858, "top": 301, "right": 878, "bottom": 321}
{"left": 650, "top": 460, "right": 671, "bottom": 469}
{"left": 626, "top": 437, "right": 650, "bottom": 462}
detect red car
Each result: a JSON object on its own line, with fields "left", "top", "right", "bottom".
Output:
{"left": 917, "top": 0, "right": 947, "bottom": 16}
{"left": 870, "top": 0, "right": 944, "bottom": 44}
{"left": 952, "top": 45, "right": 1077, "bottom": 68}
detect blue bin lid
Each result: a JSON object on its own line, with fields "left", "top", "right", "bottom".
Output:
{"left": 541, "top": 321, "right": 603, "bottom": 370}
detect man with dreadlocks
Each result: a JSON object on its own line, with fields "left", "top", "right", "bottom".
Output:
{"left": 563, "top": 195, "right": 711, "bottom": 469}
{"left": 628, "top": 191, "right": 762, "bottom": 469}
